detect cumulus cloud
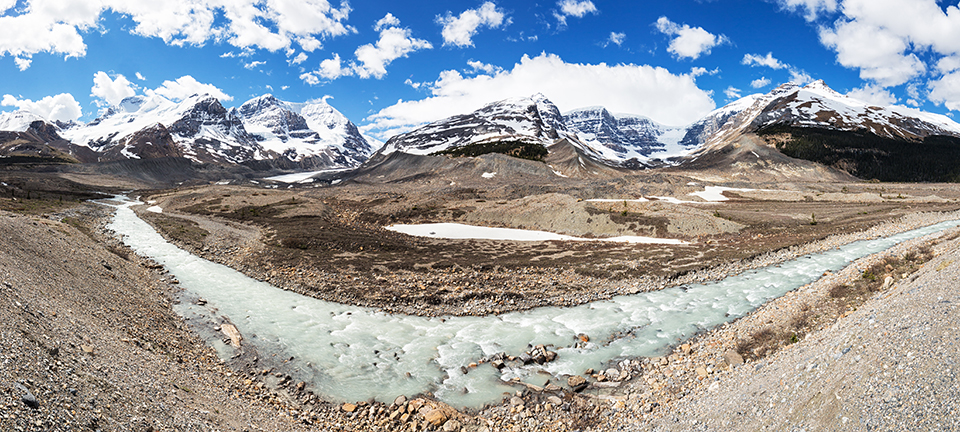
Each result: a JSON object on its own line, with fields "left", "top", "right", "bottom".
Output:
{"left": 14, "top": 56, "right": 31, "bottom": 71}
{"left": 751, "top": 77, "right": 771, "bottom": 88}
{"left": 820, "top": 20, "right": 925, "bottom": 87}
{"left": 243, "top": 60, "right": 266, "bottom": 69}
{"left": 150, "top": 75, "right": 232, "bottom": 101}
{"left": 742, "top": 53, "right": 786, "bottom": 69}
{"left": 91, "top": 72, "right": 137, "bottom": 106}
{"left": 361, "top": 53, "right": 716, "bottom": 139}
{"left": 814, "top": 0, "right": 960, "bottom": 109}
{"left": 742, "top": 52, "right": 814, "bottom": 86}
{"left": 437, "top": 2, "right": 506, "bottom": 47}
{"left": 655, "top": 17, "right": 727, "bottom": 60}
{"left": 607, "top": 32, "right": 626, "bottom": 47}
{"left": 466, "top": 60, "right": 503, "bottom": 75}
{"left": 724, "top": 87, "right": 742, "bottom": 100}
{"left": 554, "top": 0, "right": 597, "bottom": 26}
{"left": 288, "top": 52, "right": 308, "bottom": 66}
{"left": 846, "top": 84, "right": 897, "bottom": 106}
{"left": 775, "top": 0, "right": 838, "bottom": 21}
{"left": 354, "top": 15, "right": 432, "bottom": 79}
{"left": 135, "top": 72, "right": 146, "bottom": 81}
{"left": 0, "top": 0, "right": 355, "bottom": 63}
{"left": 300, "top": 14, "right": 431, "bottom": 83}
{"left": 929, "top": 72, "right": 960, "bottom": 111}
{"left": 1, "top": 93, "right": 82, "bottom": 122}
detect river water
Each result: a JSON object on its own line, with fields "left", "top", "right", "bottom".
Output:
{"left": 105, "top": 197, "right": 960, "bottom": 407}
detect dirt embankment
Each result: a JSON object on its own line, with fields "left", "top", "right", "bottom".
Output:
{"left": 0, "top": 203, "right": 318, "bottom": 431}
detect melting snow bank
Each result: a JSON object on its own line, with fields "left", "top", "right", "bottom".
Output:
{"left": 104, "top": 196, "right": 960, "bottom": 409}
{"left": 146, "top": 206, "right": 163, "bottom": 213}
{"left": 385, "top": 222, "right": 688, "bottom": 244}
{"left": 265, "top": 168, "right": 350, "bottom": 183}
{"left": 588, "top": 186, "right": 757, "bottom": 204}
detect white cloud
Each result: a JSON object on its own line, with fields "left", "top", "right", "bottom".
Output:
{"left": 437, "top": 2, "right": 506, "bottom": 47}
{"left": 1, "top": 93, "right": 82, "bottom": 122}
{"left": 937, "top": 56, "right": 960, "bottom": 74}
{"left": 14, "top": 56, "right": 31, "bottom": 71}
{"left": 655, "top": 17, "right": 727, "bottom": 60}
{"left": 297, "top": 37, "right": 322, "bottom": 52}
{"left": 846, "top": 84, "right": 897, "bottom": 106}
{"left": 299, "top": 15, "right": 431, "bottom": 83}
{"left": 814, "top": 0, "right": 960, "bottom": 109}
{"left": 244, "top": 60, "right": 266, "bottom": 69}
{"left": 301, "top": 53, "right": 352, "bottom": 84}
{"left": 375, "top": 13, "right": 401, "bottom": 31}
{"left": 362, "top": 53, "right": 716, "bottom": 139}
{"left": 788, "top": 69, "right": 814, "bottom": 85}
{"left": 558, "top": 0, "right": 596, "bottom": 18}
{"left": 467, "top": 60, "right": 502, "bottom": 74}
{"left": 0, "top": 0, "right": 16, "bottom": 13}
{"left": 929, "top": 72, "right": 960, "bottom": 111}
{"left": 690, "top": 67, "right": 719, "bottom": 78}
{"left": 404, "top": 78, "right": 422, "bottom": 89}
{"left": 135, "top": 72, "right": 146, "bottom": 81}
{"left": 819, "top": 20, "right": 925, "bottom": 87}
{"left": 0, "top": 0, "right": 354, "bottom": 62}
{"left": 724, "top": 87, "right": 742, "bottom": 100}
{"left": 743, "top": 52, "right": 814, "bottom": 86}
{"left": 607, "top": 32, "right": 626, "bottom": 47}
{"left": 288, "top": 52, "right": 308, "bottom": 66}
{"left": 751, "top": 77, "right": 771, "bottom": 88}
{"left": 775, "top": 0, "right": 838, "bottom": 21}
{"left": 742, "top": 53, "right": 786, "bottom": 69}
{"left": 91, "top": 71, "right": 137, "bottom": 106}
{"left": 150, "top": 75, "right": 232, "bottom": 101}
{"left": 554, "top": 0, "right": 597, "bottom": 26}
{"left": 353, "top": 15, "right": 432, "bottom": 78}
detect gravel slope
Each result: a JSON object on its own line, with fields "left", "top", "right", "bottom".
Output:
{"left": 0, "top": 204, "right": 314, "bottom": 431}
{"left": 637, "top": 228, "right": 960, "bottom": 431}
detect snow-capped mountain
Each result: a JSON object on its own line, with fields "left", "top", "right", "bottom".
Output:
{"left": 236, "top": 95, "right": 374, "bottom": 169}
{"left": 61, "top": 93, "right": 261, "bottom": 163}
{"left": 0, "top": 110, "right": 46, "bottom": 132}
{"left": 377, "top": 93, "right": 573, "bottom": 156}
{"left": 562, "top": 107, "right": 693, "bottom": 166}
{"left": 703, "top": 80, "right": 960, "bottom": 150}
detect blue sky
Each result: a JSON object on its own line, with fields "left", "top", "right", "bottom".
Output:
{"left": 3, "top": 0, "right": 960, "bottom": 140}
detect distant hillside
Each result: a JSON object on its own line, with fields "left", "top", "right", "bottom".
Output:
{"left": 759, "top": 125, "right": 960, "bottom": 183}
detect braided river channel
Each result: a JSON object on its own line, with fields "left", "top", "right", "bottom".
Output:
{"left": 105, "top": 197, "right": 960, "bottom": 408}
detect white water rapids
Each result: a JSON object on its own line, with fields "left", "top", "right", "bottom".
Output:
{"left": 105, "top": 197, "right": 960, "bottom": 408}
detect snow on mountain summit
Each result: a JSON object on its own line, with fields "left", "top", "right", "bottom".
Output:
{"left": 378, "top": 93, "right": 574, "bottom": 156}
{"left": 236, "top": 94, "right": 374, "bottom": 169}
{"left": 0, "top": 110, "right": 46, "bottom": 132}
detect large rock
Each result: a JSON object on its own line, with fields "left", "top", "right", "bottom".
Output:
{"left": 567, "top": 375, "right": 587, "bottom": 392}
{"left": 723, "top": 350, "right": 744, "bottom": 366}
{"left": 16, "top": 384, "right": 38, "bottom": 409}
{"left": 220, "top": 323, "right": 242, "bottom": 348}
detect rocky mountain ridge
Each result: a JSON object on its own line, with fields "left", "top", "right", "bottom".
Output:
{"left": 0, "top": 93, "right": 374, "bottom": 170}
{"left": 4, "top": 81, "right": 960, "bottom": 181}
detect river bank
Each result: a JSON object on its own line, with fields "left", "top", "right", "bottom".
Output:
{"left": 4, "top": 199, "right": 960, "bottom": 431}
{"left": 118, "top": 195, "right": 960, "bottom": 430}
